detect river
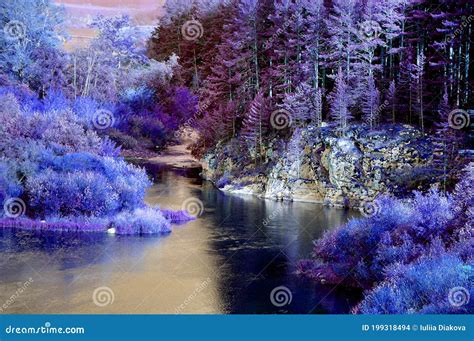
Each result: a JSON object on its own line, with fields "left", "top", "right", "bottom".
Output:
{"left": 0, "top": 160, "right": 361, "bottom": 314}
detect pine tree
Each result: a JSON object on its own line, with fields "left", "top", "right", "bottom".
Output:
{"left": 329, "top": 68, "right": 352, "bottom": 135}
{"left": 386, "top": 80, "right": 397, "bottom": 123}
{"left": 411, "top": 51, "right": 426, "bottom": 133}
{"left": 241, "top": 91, "right": 268, "bottom": 163}
{"left": 433, "top": 86, "right": 463, "bottom": 192}
{"left": 282, "top": 82, "right": 322, "bottom": 127}
{"left": 313, "top": 88, "right": 323, "bottom": 127}
{"left": 377, "top": 0, "right": 405, "bottom": 80}
{"left": 301, "top": 0, "right": 326, "bottom": 90}
{"left": 362, "top": 74, "right": 381, "bottom": 129}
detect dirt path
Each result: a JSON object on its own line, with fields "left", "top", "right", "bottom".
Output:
{"left": 148, "top": 130, "right": 201, "bottom": 168}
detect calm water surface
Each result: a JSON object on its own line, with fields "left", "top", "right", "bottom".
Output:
{"left": 0, "top": 163, "right": 361, "bottom": 314}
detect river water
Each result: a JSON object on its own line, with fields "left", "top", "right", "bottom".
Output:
{"left": 0, "top": 162, "right": 361, "bottom": 314}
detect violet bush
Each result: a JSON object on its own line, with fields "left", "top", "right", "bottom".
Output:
{"left": 298, "top": 163, "right": 474, "bottom": 314}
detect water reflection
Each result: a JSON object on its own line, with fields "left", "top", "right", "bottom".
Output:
{"left": 0, "top": 163, "right": 361, "bottom": 314}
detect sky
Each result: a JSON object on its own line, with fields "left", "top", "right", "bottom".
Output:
{"left": 55, "top": 0, "right": 165, "bottom": 49}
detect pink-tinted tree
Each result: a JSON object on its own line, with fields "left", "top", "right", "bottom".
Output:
{"left": 241, "top": 91, "right": 268, "bottom": 163}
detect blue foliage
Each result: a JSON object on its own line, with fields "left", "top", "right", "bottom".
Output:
{"left": 299, "top": 170, "right": 474, "bottom": 313}
{"left": 216, "top": 174, "right": 232, "bottom": 188}
{"left": 355, "top": 252, "right": 473, "bottom": 314}
{"left": 25, "top": 153, "right": 150, "bottom": 218}
{"left": 0, "top": 89, "right": 182, "bottom": 235}
{"left": 0, "top": 161, "right": 23, "bottom": 209}
{"left": 120, "top": 86, "right": 155, "bottom": 112}
{"left": 111, "top": 207, "right": 172, "bottom": 235}
{"left": 161, "top": 209, "right": 195, "bottom": 224}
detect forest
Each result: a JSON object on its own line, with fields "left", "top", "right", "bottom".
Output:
{"left": 150, "top": 0, "right": 473, "bottom": 313}
{"left": 0, "top": 0, "right": 473, "bottom": 315}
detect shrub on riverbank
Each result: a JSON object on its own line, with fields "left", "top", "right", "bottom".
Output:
{"left": 354, "top": 250, "right": 473, "bottom": 314}
{"left": 111, "top": 207, "right": 172, "bottom": 235}
{"left": 25, "top": 154, "right": 150, "bottom": 218}
{"left": 298, "top": 163, "right": 474, "bottom": 314}
{"left": 0, "top": 91, "right": 193, "bottom": 235}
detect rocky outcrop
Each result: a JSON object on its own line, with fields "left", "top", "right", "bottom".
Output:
{"left": 201, "top": 124, "right": 433, "bottom": 208}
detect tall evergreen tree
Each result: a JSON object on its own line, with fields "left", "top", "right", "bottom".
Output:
{"left": 433, "top": 86, "right": 463, "bottom": 192}
{"left": 329, "top": 68, "right": 352, "bottom": 135}
{"left": 386, "top": 80, "right": 397, "bottom": 123}
{"left": 241, "top": 91, "right": 269, "bottom": 163}
{"left": 361, "top": 74, "right": 381, "bottom": 129}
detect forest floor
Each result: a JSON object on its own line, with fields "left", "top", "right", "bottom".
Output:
{"left": 149, "top": 129, "right": 201, "bottom": 168}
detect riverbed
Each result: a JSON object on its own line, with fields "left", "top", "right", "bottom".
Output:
{"left": 0, "top": 161, "right": 360, "bottom": 314}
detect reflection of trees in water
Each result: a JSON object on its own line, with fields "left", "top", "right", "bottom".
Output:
{"left": 0, "top": 228, "right": 159, "bottom": 275}
{"left": 200, "top": 182, "right": 361, "bottom": 313}
{"left": 0, "top": 164, "right": 363, "bottom": 313}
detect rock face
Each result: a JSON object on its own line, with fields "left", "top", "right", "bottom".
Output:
{"left": 201, "top": 124, "right": 433, "bottom": 208}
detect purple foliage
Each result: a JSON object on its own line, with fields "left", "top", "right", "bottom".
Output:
{"left": 161, "top": 209, "right": 196, "bottom": 224}
{"left": 328, "top": 68, "right": 353, "bottom": 134}
{"left": 216, "top": 174, "right": 232, "bottom": 188}
{"left": 0, "top": 217, "right": 107, "bottom": 233}
{"left": 299, "top": 163, "right": 474, "bottom": 314}
{"left": 25, "top": 153, "right": 151, "bottom": 218}
{"left": 354, "top": 251, "right": 473, "bottom": 314}
{"left": 299, "top": 190, "right": 461, "bottom": 288}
